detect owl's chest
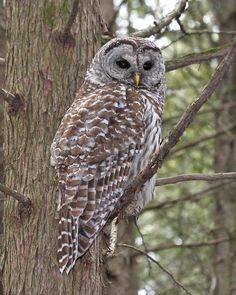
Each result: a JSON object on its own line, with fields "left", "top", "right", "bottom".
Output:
{"left": 128, "top": 94, "right": 162, "bottom": 180}
{"left": 142, "top": 97, "right": 162, "bottom": 159}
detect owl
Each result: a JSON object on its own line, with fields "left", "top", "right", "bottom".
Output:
{"left": 50, "top": 36, "right": 166, "bottom": 274}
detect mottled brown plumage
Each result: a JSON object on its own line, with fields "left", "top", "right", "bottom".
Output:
{"left": 51, "top": 37, "right": 166, "bottom": 273}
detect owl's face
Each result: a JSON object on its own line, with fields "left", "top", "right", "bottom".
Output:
{"left": 87, "top": 37, "right": 165, "bottom": 92}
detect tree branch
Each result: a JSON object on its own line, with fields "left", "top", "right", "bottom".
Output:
{"left": 0, "top": 182, "right": 32, "bottom": 213}
{"left": 170, "top": 29, "right": 236, "bottom": 37}
{"left": 156, "top": 172, "right": 236, "bottom": 186}
{"left": 143, "top": 181, "right": 234, "bottom": 212}
{"left": 117, "top": 243, "right": 192, "bottom": 295}
{"left": 165, "top": 43, "right": 230, "bottom": 72}
{"left": 118, "top": 39, "right": 236, "bottom": 211}
{"left": 0, "top": 88, "right": 24, "bottom": 115}
{"left": 127, "top": 236, "right": 233, "bottom": 257}
{"left": 132, "top": 0, "right": 188, "bottom": 38}
{"left": 0, "top": 88, "right": 16, "bottom": 104}
{"left": 163, "top": 101, "right": 236, "bottom": 124}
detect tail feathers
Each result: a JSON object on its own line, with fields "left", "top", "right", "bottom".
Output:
{"left": 58, "top": 204, "right": 78, "bottom": 274}
{"left": 58, "top": 214, "right": 103, "bottom": 274}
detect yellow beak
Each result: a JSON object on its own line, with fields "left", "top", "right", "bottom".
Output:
{"left": 133, "top": 72, "right": 141, "bottom": 86}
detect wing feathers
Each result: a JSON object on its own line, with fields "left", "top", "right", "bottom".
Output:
{"left": 53, "top": 83, "right": 146, "bottom": 274}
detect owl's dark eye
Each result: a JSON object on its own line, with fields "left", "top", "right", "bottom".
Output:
{"left": 116, "top": 59, "right": 130, "bottom": 69}
{"left": 143, "top": 61, "right": 154, "bottom": 71}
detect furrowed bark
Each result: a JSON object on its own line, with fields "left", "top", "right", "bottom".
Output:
{"left": 3, "top": 1, "right": 102, "bottom": 294}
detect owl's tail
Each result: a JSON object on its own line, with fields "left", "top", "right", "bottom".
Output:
{"left": 57, "top": 203, "right": 104, "bottom": 274}
{"left": 58, "top": 203, "right": 78, "bottom": 274}
{"left": 57, "top": 174, "right": 117, "bottom": 274}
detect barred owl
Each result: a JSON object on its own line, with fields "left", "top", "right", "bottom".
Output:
{"left": 50, "top": 36, "right": 166, "bottom": 274}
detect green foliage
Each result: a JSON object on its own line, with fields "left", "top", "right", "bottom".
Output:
{"left": 114, "top": 0, "right": 224, "bottom": 293}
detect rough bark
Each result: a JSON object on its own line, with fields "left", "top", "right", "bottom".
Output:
{"left": 0, "top": 0, "right": 5, "bottom": 188}
{"left": 0, "top": 2, "right": 5, "bottom": 294}
{"left": 3, "top": 1, "right": 102, "bottom": 294}
{"left": 100, "top": 0, "right": 116, "bottom": 34}
{"left": 210, "top": 1, "right": 236, "bottom": 294}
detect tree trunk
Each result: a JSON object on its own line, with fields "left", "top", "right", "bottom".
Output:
{"left": 0, "top": 2, "right": 6, "bottom": 294}
{"left": 210, "top": 1, "right": 236, "bottom": 294}
{"left": 0, "top": 4, "right": 5, "bottom": 179}
{"left": 3, "top": 1, "right": 103, "bottom": 294}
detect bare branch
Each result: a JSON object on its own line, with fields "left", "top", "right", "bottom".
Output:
{"left": 171, "top": 29, "right": 236, "bottom": 37}
{"left": 0, "top": 88, "right": 24, "bottom": 115}
{"left": 163, "top": 101, "right": 236, "bottom": 124}
{"left": 0, "top": 182, "right": 32, "bottom": 213}
{"left": 144, "top": 181, "right": 234, "bottom": 212}
{"left": 132, "top": 0, "right": 188, "bottom": 38}
{"left": 117, "top": 243, "right": 192, "bottom": 295}
{"left": 130, "top": 237, "right": 232, "bottom": 257}
{"left": 118, "top": 39, "right": 236, "bottom": 209}
{"left": 165, "top": 43, "right": 230, "bottom": 72}
{"left": 0, "top": 88, "right": 16, "bottom": 104}
{"left": 156, "top": 172, "right": 236, "bottom": 186}
{"left": 162, "top": 29, "right": 236, "bottom": 50}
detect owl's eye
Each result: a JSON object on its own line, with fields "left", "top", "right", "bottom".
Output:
{"left": 143, "top": 61, "right": 154, "bottom": 71}
{"left": 116, "top": 59, "right": 130, "bottom": 69}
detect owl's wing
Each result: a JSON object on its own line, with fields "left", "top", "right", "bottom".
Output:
{"left": 51, "top": 83, "right": 144, "bottom": 274}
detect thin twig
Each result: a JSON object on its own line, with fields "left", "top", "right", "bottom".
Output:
{"left": 162, "top": 30, "right": 236, "bottom": 50}
{"left": 165, "top": 43, "right": 230, "bottom": 72}
{"left": 130, "top": 236, "right": 232, "bottom": 256}
{"left": 132, "top": 0, "right": 188, "bottom": 38}
{"left": 176, "top": 17, "right": 187, "bottom": 35}
{"left": 0, "top": 182, "right": 32, "bottom": 210}
{"left": 163, "top": 101, "right": 236, "bottom": 124}
{"left": 0, "top": 88, "right": 16, "bottom": 104}
{"left": 134, "top": 218, "right": 152, "bottom": 274}
{"left": 169, "top": 29, "right": 236, "bottom": 37}
{"left": 144, "top": 181, "right": 234, "bottom": 212}
{"left": 156, "top": 172, "right": 236, "bottom": 186}
{"left": 172, "top": 122, "right": 236, "bottom": 154}
{"left": 118, "top": 39, "right": 236, "bottom": 209}
{"left": 117, "top": 243, "right": 192, "bottom": 295}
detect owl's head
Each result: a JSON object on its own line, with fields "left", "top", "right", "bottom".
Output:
{"left": 86, "top": 37, "right": 165, "bottom": 92}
